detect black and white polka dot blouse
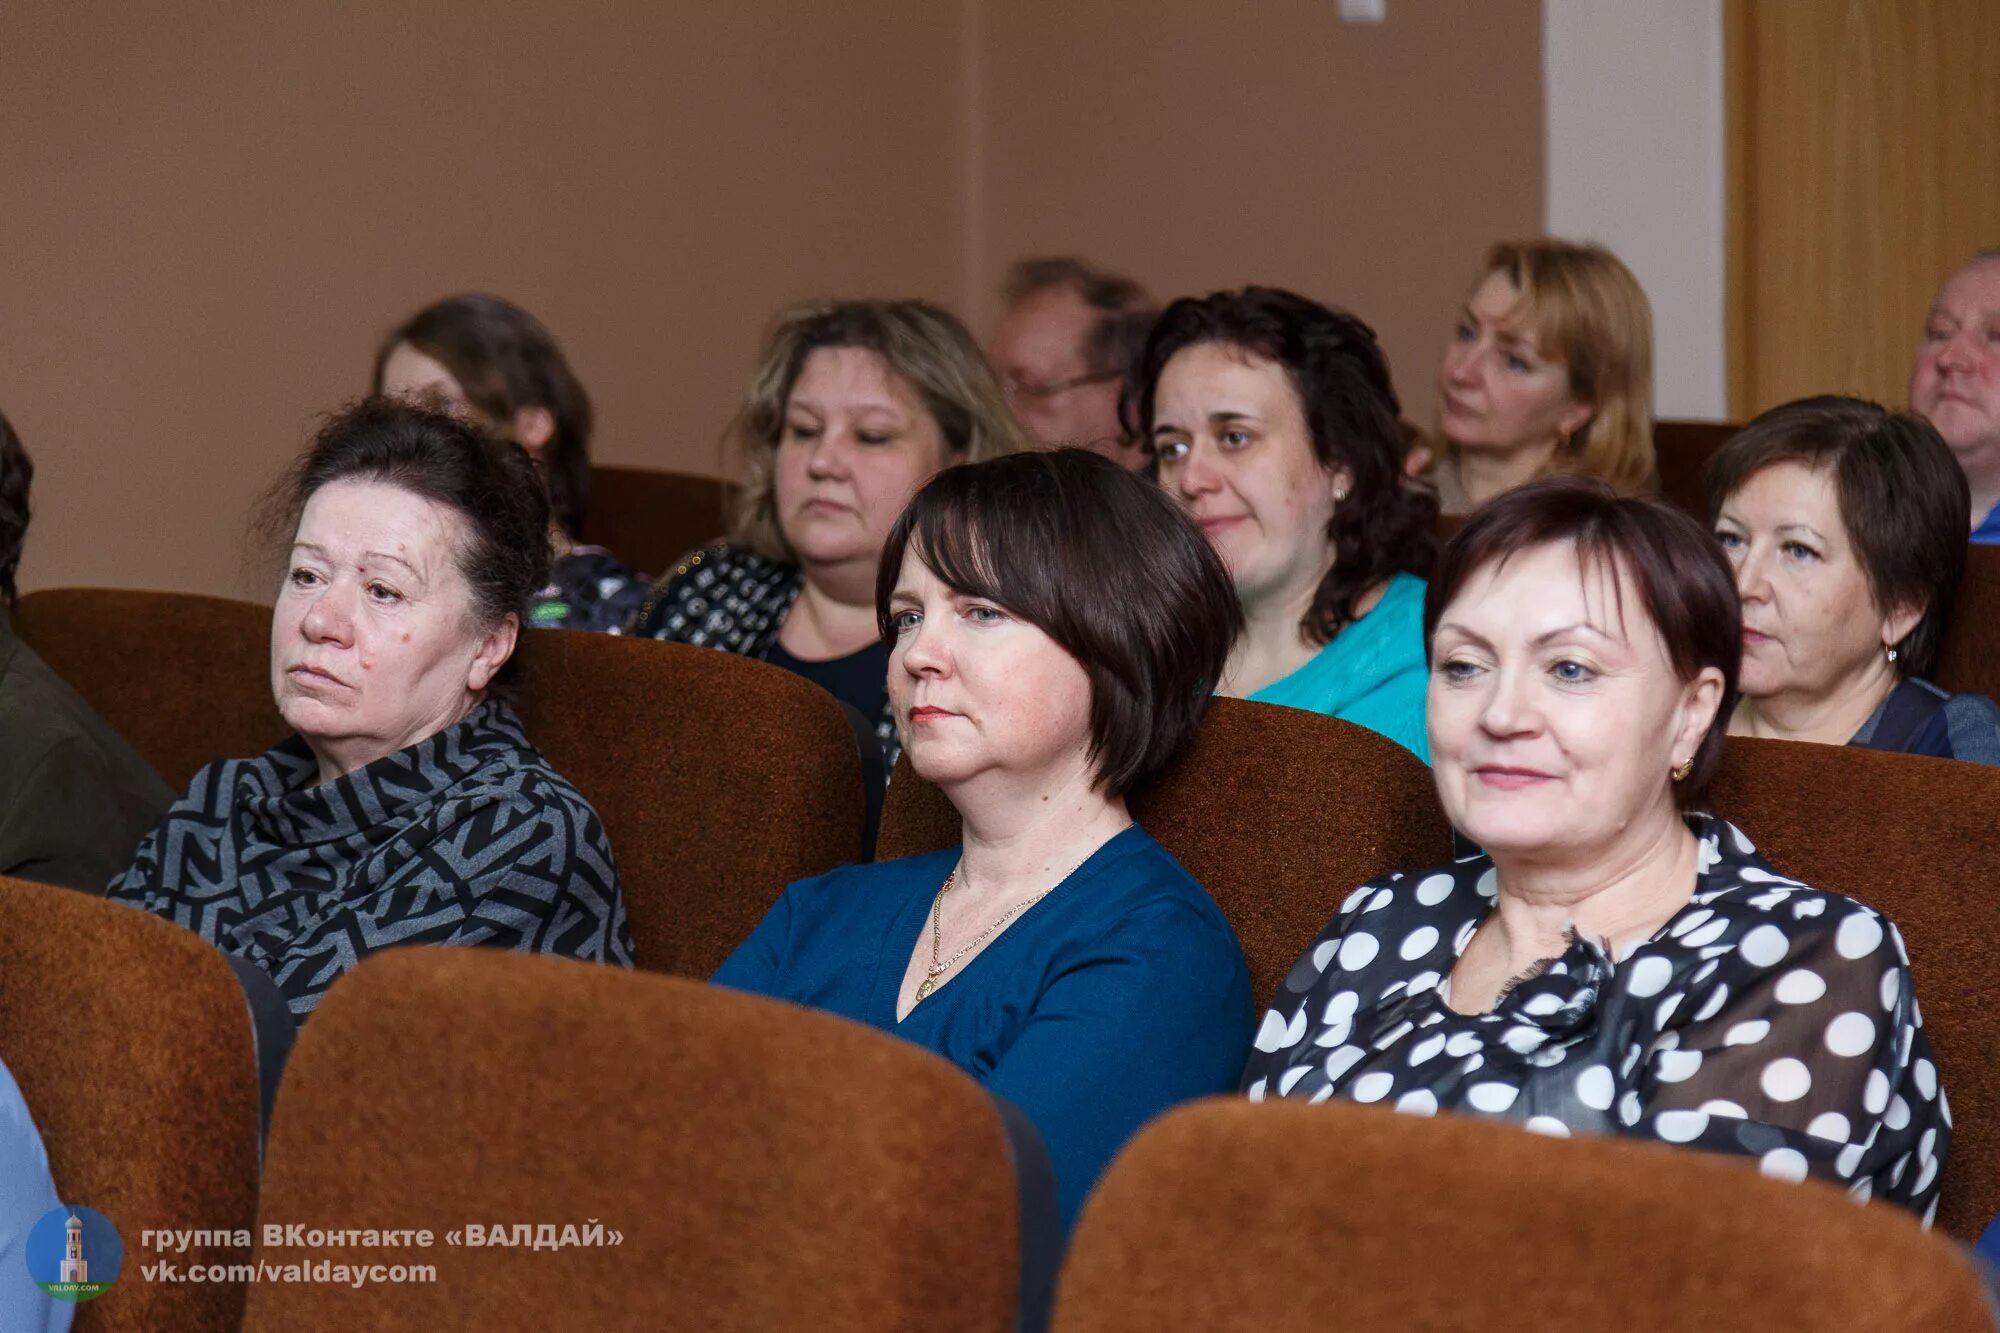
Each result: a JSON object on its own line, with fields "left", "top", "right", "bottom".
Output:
{"left": 1241, "top": 816, "right": 1950, "bottom": 1223}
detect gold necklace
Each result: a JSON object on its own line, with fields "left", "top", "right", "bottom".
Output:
{"left": 914, "top": 859, "right": 1071, "bottom": 1003}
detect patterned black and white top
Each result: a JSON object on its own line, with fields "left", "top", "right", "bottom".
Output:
{"left": 1240, "top": 816, "right": 1950, "bottom": 1223}
{"left": 107, "top": 699, "right": 632, "bottom": 1020}
{"left": 628, "top": 542, "right": 899, "bottom": 767}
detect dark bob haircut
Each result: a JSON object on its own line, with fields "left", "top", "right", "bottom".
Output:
{"left": 876, "top": 448, "right": 1242, "bottom": 799}
{"left": 1704, "top": 395, "right": 1969, "bottom": 681}
{"left": 1129, "top": 286, "right": 1437, "bottom": 644}
{"left": 1424, "top": 476, "right": 1741, "bottom": 806}
{"left": 373, "top": 294, "right": 593, "bottom": 539}
{"left": 266, "top": 398, "right": 551, "bottom": 686}
{"left": 0, "top": 411, "right": 30, "bottom": 611}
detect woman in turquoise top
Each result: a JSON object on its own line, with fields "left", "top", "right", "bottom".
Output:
{"left": 715, "top": 449, "right": 1254, "bottom": 1234}
{"left": 1136, "top": 287, "right": 1438, "bottom": 760}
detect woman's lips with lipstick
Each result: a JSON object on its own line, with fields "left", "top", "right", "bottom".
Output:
{"left": 1473, "top": 764, "right": 1555, "bottom": 790}
{"left": 1195, "top": 514, "right": 1246, "bottom": 536}
{"left": 1742, "top": 627, "right": 1775, "bottom": 648}
{"left": 908, "top": 706, "right": 957, "bottom": 725}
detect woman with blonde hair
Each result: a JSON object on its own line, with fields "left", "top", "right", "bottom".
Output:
{"left": 629, "top": 300, "right": 1023, "bottom": 765}
{"left": 1424, "top": 239, "right": 1656, "bottom": 514}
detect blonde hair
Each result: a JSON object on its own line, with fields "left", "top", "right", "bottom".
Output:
{"left": 1440, "top": 238, "right": 1656, "bottom": 497}
{"left": 727, "top": 299, "right": 1026, "bottom": 562}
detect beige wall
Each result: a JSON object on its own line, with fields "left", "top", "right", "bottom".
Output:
{"left": 976, "top": 0, "right": 1543, "bottom": 421}
{"left": 5, "top": 1, "right": 1541, "bottom": 600}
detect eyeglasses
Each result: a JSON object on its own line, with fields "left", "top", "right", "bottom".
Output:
{"left": 1002, "top": 368, "right": 1122, "bottom": 403}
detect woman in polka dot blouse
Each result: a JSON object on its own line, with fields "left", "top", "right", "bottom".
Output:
{"left": 1242, "top": 477, "right": 1949, "bottom": 1223}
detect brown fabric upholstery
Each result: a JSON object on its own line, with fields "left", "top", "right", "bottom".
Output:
{"left": 0, "top": 875, "right": 259, "bottom": 1333}
{"left": 511, "top": 631, "right": 864, "bottom": 977}
{"left": 1053, "top": 1098, "right": 1994, "bottom": 1331}
{"left": 18, "top": 589, "right": 864, "bottom": 977}
{"left": 1653, "top": 418, "right": 1738, "bottom": 517}
{"left": 1709, "top": 736, "right": 2000, "bottom": 1239}
{"left": 1938, "top": 544, "right": 2000, "bottom": 701}
{"left": 877, "top": 697, "right": 1454, "bottom": 1009}
{"left": 243, "top": 949, "right": 1023, "bottom": 1332}
{"left": 15, "top": 588, "right": 283, "bottom": 790}
{"left": 581, "top": 464, "right": 737, "bottom": 578}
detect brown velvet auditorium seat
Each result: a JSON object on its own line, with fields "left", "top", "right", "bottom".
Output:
{"left": 0, "top": 875, "right": 259, "bottom": 1333}
{"left": 512, "top": 631, "right": 865, "bottom": 977}
{"left": 15, "top": 588, "right": 282, "bottom": 790}
{"left": 17, "top": 589, "right": 866, "bottom": 978}
{"left": 581, "top": 464, "right": 737, "bottom": 579}
{"left": 1052, "top": 1098, "right": 1993, "bottom": 1332}
{"left": 878, "top": 696, "right": 1454, "bottom": 1009}
{"left": 1937, "top": 543, "right": 2000, "bottom": 703}
{"left": 244, "top": 949, "right": 1033, "bottom": 1333}
{"left": 1709, "top": 736, "right": 2000, "bottom": 1240}
{"left": 1654, "top": 417, "right": 1739, "bottom": 517}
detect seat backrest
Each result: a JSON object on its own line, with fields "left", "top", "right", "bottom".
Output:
{"left": 1708, "top": 736, "right": 2000, "bottom": 1239}
{"left": 878, "top": 697, "right": 1454, "bottom": 1008}
{"left": 243, "top": 949, "right": 1029, "bottom": 1332}
{"left": 1937, "top": 543, "right": 2000, "bottom": 702}
{"left": 1653, "top": 418, "right": 1738, "bottom": 517}
{"left": 1053, "top": 1098, "right": 1993, "bottom": 1331}
{"left": 512, "top": 632, "right": 864, "bottom": 977}
{"left": 581, "top": 464, "right": 737, "bottom": 579}
{"left": 0, "top": 876, "right": 259, "bottom": 1333}
{"left": 15, "top": 588, "right": 283, "bottom": 791}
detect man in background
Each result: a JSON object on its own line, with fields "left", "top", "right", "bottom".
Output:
{"left": 1910, "top": 250, "right": 2000, "bottom": 541}
{"left": 988, "top": 257, "right": 1156, "bottom": 470}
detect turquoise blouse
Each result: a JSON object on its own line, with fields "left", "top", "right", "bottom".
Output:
{"left": 1247, "top": 572, "right": 1431, "bottom": 762}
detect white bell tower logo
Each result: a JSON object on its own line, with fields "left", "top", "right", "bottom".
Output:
{"left": 59, "top": 1213, "right": 86, "bottom": 1283}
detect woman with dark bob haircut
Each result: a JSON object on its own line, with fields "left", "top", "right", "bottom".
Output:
{"left": 110, "top": 399, "right": 633, "bottom": 1020}
{"left": 1708, "top": 395, "right": 2000, "bottom": 763}
{"left": 716, "top": 448, "right": 1253, "bottom": 1233}
{"left": 375, "top": 293, "right": 645, "bottom": 633}
{"left": 1133, "top": 287, "right": 1437, "bottom": 759}
{"left": 1244, "top": 477, "right": 1949, "bottom": 1221}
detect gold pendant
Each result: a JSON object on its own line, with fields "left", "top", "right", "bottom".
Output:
{"left": 915, "top": 977, "right": 935, "bottom": 1002}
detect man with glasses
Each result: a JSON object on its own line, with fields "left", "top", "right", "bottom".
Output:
{"left": 988, "top": 256, "right": 1156, "bottom": 470}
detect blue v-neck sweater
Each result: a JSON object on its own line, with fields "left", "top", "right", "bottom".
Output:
{"left": 714, "top": 825, "right": 1253, "bottom": 1232}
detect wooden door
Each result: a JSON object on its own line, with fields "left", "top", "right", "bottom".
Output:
{"left": 1726, "top": 0, "right": 2000, "bottom": 418}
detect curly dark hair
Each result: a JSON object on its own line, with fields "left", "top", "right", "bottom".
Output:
{"left": 1129, "top": 286, "right": 1437, "bottom": 644}
{"left": 264, "top": 398, "right": 551, "bottom": 685}
{"left": 0, "top": 412, "right": 29, "bottom": 611}
{"left": 373, "top": 294, "right": 593, "bottom": 538}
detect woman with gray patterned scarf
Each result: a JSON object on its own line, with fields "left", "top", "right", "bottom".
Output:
{"left": 628, "top": 300, "right": 1024, "bottom": 770}
{"left": 109, "top": 399, "right": 632, "bottom": 1021}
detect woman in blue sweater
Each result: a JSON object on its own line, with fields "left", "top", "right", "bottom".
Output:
{"left": 715, "top": 448, "right": 1254, "bottom": 1232}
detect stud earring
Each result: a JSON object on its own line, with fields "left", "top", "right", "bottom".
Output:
{"left": 1671, "top": 758, "right": 1693, "bottom": 782}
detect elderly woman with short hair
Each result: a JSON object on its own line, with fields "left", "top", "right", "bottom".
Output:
{"left": 1244, "top": 477, "right": 1949, "bottom": 1223}
{"left": 630, "top": 300, "right": 1024, "bottom": 767}
{"left": 1708, "top": 395, "right": 2000, "bottom": 762}
{"left": 110, "top": 399, "right": 632, "bottom": 1019}
{"left": 716, "top": 448, "right": 1253, "bottom": 1233}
